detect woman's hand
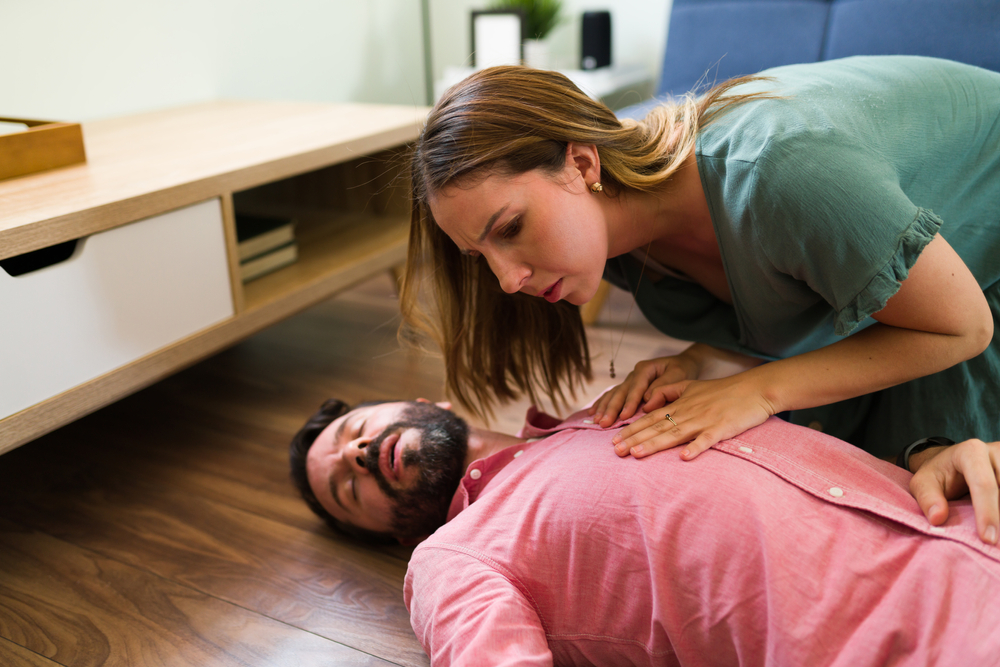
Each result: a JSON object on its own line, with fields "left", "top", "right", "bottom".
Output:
{"left": 610, "top": 372, "right": 777, "bottom": 460}
{"left": 588, "top": 352, "right": 703, "bottom": 428}
{"left": 909, "top": 439, "right": 1000, "bottom": 545}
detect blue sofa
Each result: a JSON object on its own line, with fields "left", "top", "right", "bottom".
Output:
{"left": 620, "top": 0, "right": 1000, "bottom": 118}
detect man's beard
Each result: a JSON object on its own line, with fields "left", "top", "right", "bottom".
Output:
{"left": 364, "top": 402, "right": 469, "bottom": 539}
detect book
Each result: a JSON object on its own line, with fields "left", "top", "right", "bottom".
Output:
{"left": 240, "top": 242, "right": 298, "bottom": 283}
{"left": 235, "top": 213, "right": 296, "bottom": 262}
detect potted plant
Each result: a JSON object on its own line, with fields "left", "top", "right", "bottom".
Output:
{"left": 489, "top": 0, "right": 563, "bottom": 69}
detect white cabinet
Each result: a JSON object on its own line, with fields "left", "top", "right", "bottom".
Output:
{"left": 0, "top": 199, "right": 234, "bottom": 420}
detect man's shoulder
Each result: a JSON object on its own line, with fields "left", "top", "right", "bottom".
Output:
{"left": 408, "top": 521, "right": 504, "bottom": 581}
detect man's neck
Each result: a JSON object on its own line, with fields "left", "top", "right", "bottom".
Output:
{"left": 462, "top": 428, "right": 525, "bottom": 472}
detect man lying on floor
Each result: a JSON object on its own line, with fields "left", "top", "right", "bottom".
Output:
{"left": 289, "top": 398, "right": 1000, "bottom": 666}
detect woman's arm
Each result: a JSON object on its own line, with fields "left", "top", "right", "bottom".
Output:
{"left": 717, "top": 233, "right": 991, "bottom": 416}
{"left": 757, "top": 233, "right": 992, "bottom": 412}
{"left": 612, "top": 234, "right": 994, "bottom": 526}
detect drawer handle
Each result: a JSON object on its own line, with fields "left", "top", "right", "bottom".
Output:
{"left": 1, "top": 239, "right": 80, "bottom": 277}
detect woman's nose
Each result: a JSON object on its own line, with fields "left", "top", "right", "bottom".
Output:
{"left": 492, "top": 256, "right": 531, "bottom": 294}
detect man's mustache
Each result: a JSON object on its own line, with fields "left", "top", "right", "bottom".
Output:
{"left": 364, "top": 423, "right": 418, "bottom": 499}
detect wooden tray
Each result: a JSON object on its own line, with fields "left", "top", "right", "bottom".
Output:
{"left": 0, "top": 117, "right": 86, "bottom": 181}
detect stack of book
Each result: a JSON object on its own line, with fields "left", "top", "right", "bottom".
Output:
{"left": 235, "top": 213, "right": 298, "bottom": 282}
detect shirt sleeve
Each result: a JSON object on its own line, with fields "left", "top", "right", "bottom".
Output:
{"left": 748, "top": 133, "right": 941, "bottom": 336}
{"left": 405, "top": 545, "right": 553, "bottom": 667}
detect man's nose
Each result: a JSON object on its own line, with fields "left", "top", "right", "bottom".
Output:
{"left": 344, "top": 436, "right": 373, "bottom": 475}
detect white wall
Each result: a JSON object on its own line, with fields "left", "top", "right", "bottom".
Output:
{"left": 430, "top": 1, "right": 671, "bottom": 87}
{"left": 1, "top": 0, "right": 426, "bottom": 120}
{"left": 0, "top": 0, "right": 669, "bottom": 121}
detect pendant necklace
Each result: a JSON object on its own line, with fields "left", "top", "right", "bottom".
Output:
{"left": 609, "top": 241, "right": 652, "bottom": 379}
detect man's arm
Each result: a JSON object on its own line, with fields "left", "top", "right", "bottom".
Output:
{"left": 405, "top": 546, "right": 553, "bottom": 666}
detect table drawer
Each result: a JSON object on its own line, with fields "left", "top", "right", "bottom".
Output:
{"left": 0, "top": 199, "right": 234, "bottom": 420}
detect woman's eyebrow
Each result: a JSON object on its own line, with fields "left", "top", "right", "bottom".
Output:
{"left": 478, "top": 204, "right": 510, "bottom": 242}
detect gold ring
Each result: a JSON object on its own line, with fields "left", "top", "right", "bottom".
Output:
{"left": 665, "top": 414, "right": 678, "bottom": 427}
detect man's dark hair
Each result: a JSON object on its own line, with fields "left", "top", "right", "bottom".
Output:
{"left": 289, "top": 398, "right": 395, "bottom": 543}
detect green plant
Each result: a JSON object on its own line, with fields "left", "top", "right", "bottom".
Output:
{"left": 490, "top": 0, "right": 563, "bottom": 40}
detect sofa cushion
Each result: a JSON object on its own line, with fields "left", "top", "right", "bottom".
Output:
{"left": 823, "top": 0, "right": 1000, "bottom": 73}
{"left": 657, "top": 0, "right": 832, "bottom": 98}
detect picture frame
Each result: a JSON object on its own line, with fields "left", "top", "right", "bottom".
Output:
{"left": 471, "top": 9, "right": 525, "bottom": 69}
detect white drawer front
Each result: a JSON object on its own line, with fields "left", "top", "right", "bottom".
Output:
{"left": 0, "top": 199, "right": 234, "bottom": 420}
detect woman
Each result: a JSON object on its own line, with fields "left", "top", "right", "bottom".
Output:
{"left": 400, "top": 56, "right": 1000, "bottom": 541}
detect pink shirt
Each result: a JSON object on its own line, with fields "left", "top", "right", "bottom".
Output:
{"left": 404, "top": 408, "right": 1000, "bottom": 666}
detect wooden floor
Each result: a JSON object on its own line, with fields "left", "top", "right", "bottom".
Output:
{"left": 0, "top": 274, "right": 679, "bottom": 667}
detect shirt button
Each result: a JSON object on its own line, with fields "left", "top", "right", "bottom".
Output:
{"left": 469, "top": 468, "right": 482, "bottom": 480}
{"left": 828, "top": 487, "right": 844, "bottom": 497}
{"left": 583, "top": 419, "right": 594, "bottom": 424}
{"left": 738, "top": 446, "right": 753, "bottom": 454}
{"left": 808, "top": 421, "right": 824, "bottom": 432}
{"left": 513, "top": 450, "right": 523, "bottom": 458}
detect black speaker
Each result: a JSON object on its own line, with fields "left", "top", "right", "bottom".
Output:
{"left": 581, "top": 11, "right": 611, "bottom": 70}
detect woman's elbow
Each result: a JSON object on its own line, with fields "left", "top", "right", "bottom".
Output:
{"left": 968, "top": 311, "right": 994, "bottom": 358}
{"left": 958, "top": 301, "right": 994, "bottom": 361}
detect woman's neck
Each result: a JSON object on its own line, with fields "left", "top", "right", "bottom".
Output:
{"left": 605, "top": 151, "right": 717, "bottom": 261}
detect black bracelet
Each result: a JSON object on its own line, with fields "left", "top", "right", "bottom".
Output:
{"left": 896, "top": 436, "right": 955, "bottom": 472}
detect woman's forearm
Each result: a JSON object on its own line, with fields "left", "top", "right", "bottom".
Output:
{"left": 752, "top": 321, "right": 989, "bottom": 415}
{"left": 753, "top": 233, "right": 992, "bottom": 414}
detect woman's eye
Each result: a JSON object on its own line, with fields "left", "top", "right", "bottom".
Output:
{"left": 498, "top": 218, "right": 521, "bottom": 240}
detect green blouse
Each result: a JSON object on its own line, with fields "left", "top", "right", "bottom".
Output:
{"left": 606, "top": 56, "right": 1000, "bottom": 458}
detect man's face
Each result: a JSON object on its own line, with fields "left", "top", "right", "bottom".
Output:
{"left": 306, "top": 401, "right": 468, "bottom": 538}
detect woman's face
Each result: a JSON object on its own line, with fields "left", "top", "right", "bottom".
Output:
{"left": 429, "top": 162, "right": 609, "bottom": 306}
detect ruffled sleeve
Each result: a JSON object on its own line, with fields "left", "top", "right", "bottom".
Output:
{"left": 740, "top": 130, "right": 942, "bottom": 348}
{"left": 833, "top": 207, "right": 941, "bottom": 335}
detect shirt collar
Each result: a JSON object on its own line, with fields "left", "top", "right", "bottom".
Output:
{"left": 445, "top": 406, "right": 635, "bottom": 522}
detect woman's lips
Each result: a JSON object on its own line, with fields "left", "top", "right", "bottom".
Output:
{"left": 542, "top": 279, "right": 562, "bottom": 303}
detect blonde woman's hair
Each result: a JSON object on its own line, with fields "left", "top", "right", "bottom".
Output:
{"left": 401, "top": 66, "right": 771, "bottom": 419}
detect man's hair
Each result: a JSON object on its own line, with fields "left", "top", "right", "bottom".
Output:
{"left": 288, "top": 398, "right": 395, "bottom": 543}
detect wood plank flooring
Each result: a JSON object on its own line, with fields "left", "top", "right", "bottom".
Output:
{"left": 0, "top": 274, "right": 676, "bottom": 666}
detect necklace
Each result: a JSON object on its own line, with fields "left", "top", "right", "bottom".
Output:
{"left": 609, "top": 241, "right": 652, "bottom": 379}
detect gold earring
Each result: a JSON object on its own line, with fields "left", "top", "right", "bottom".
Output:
{"left": 590, "top": 182, "right": 603, "bottom": 193}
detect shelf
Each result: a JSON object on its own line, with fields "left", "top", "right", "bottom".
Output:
{"left": 0, "top": 100, "right": 426, "bottom": 261}
{"left": 242, "top": 211, "right": 409, "bottom": 312}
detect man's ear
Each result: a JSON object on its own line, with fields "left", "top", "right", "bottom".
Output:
{"left": 416, "top": 397, "right": 453, "bottom": 411}
{"left": 565, "top": 142, "right": 602, "bottom": 187}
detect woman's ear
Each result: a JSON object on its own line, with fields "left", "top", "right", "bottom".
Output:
{"left": 565, "top": 142, "right": 602, "bottom": 187}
